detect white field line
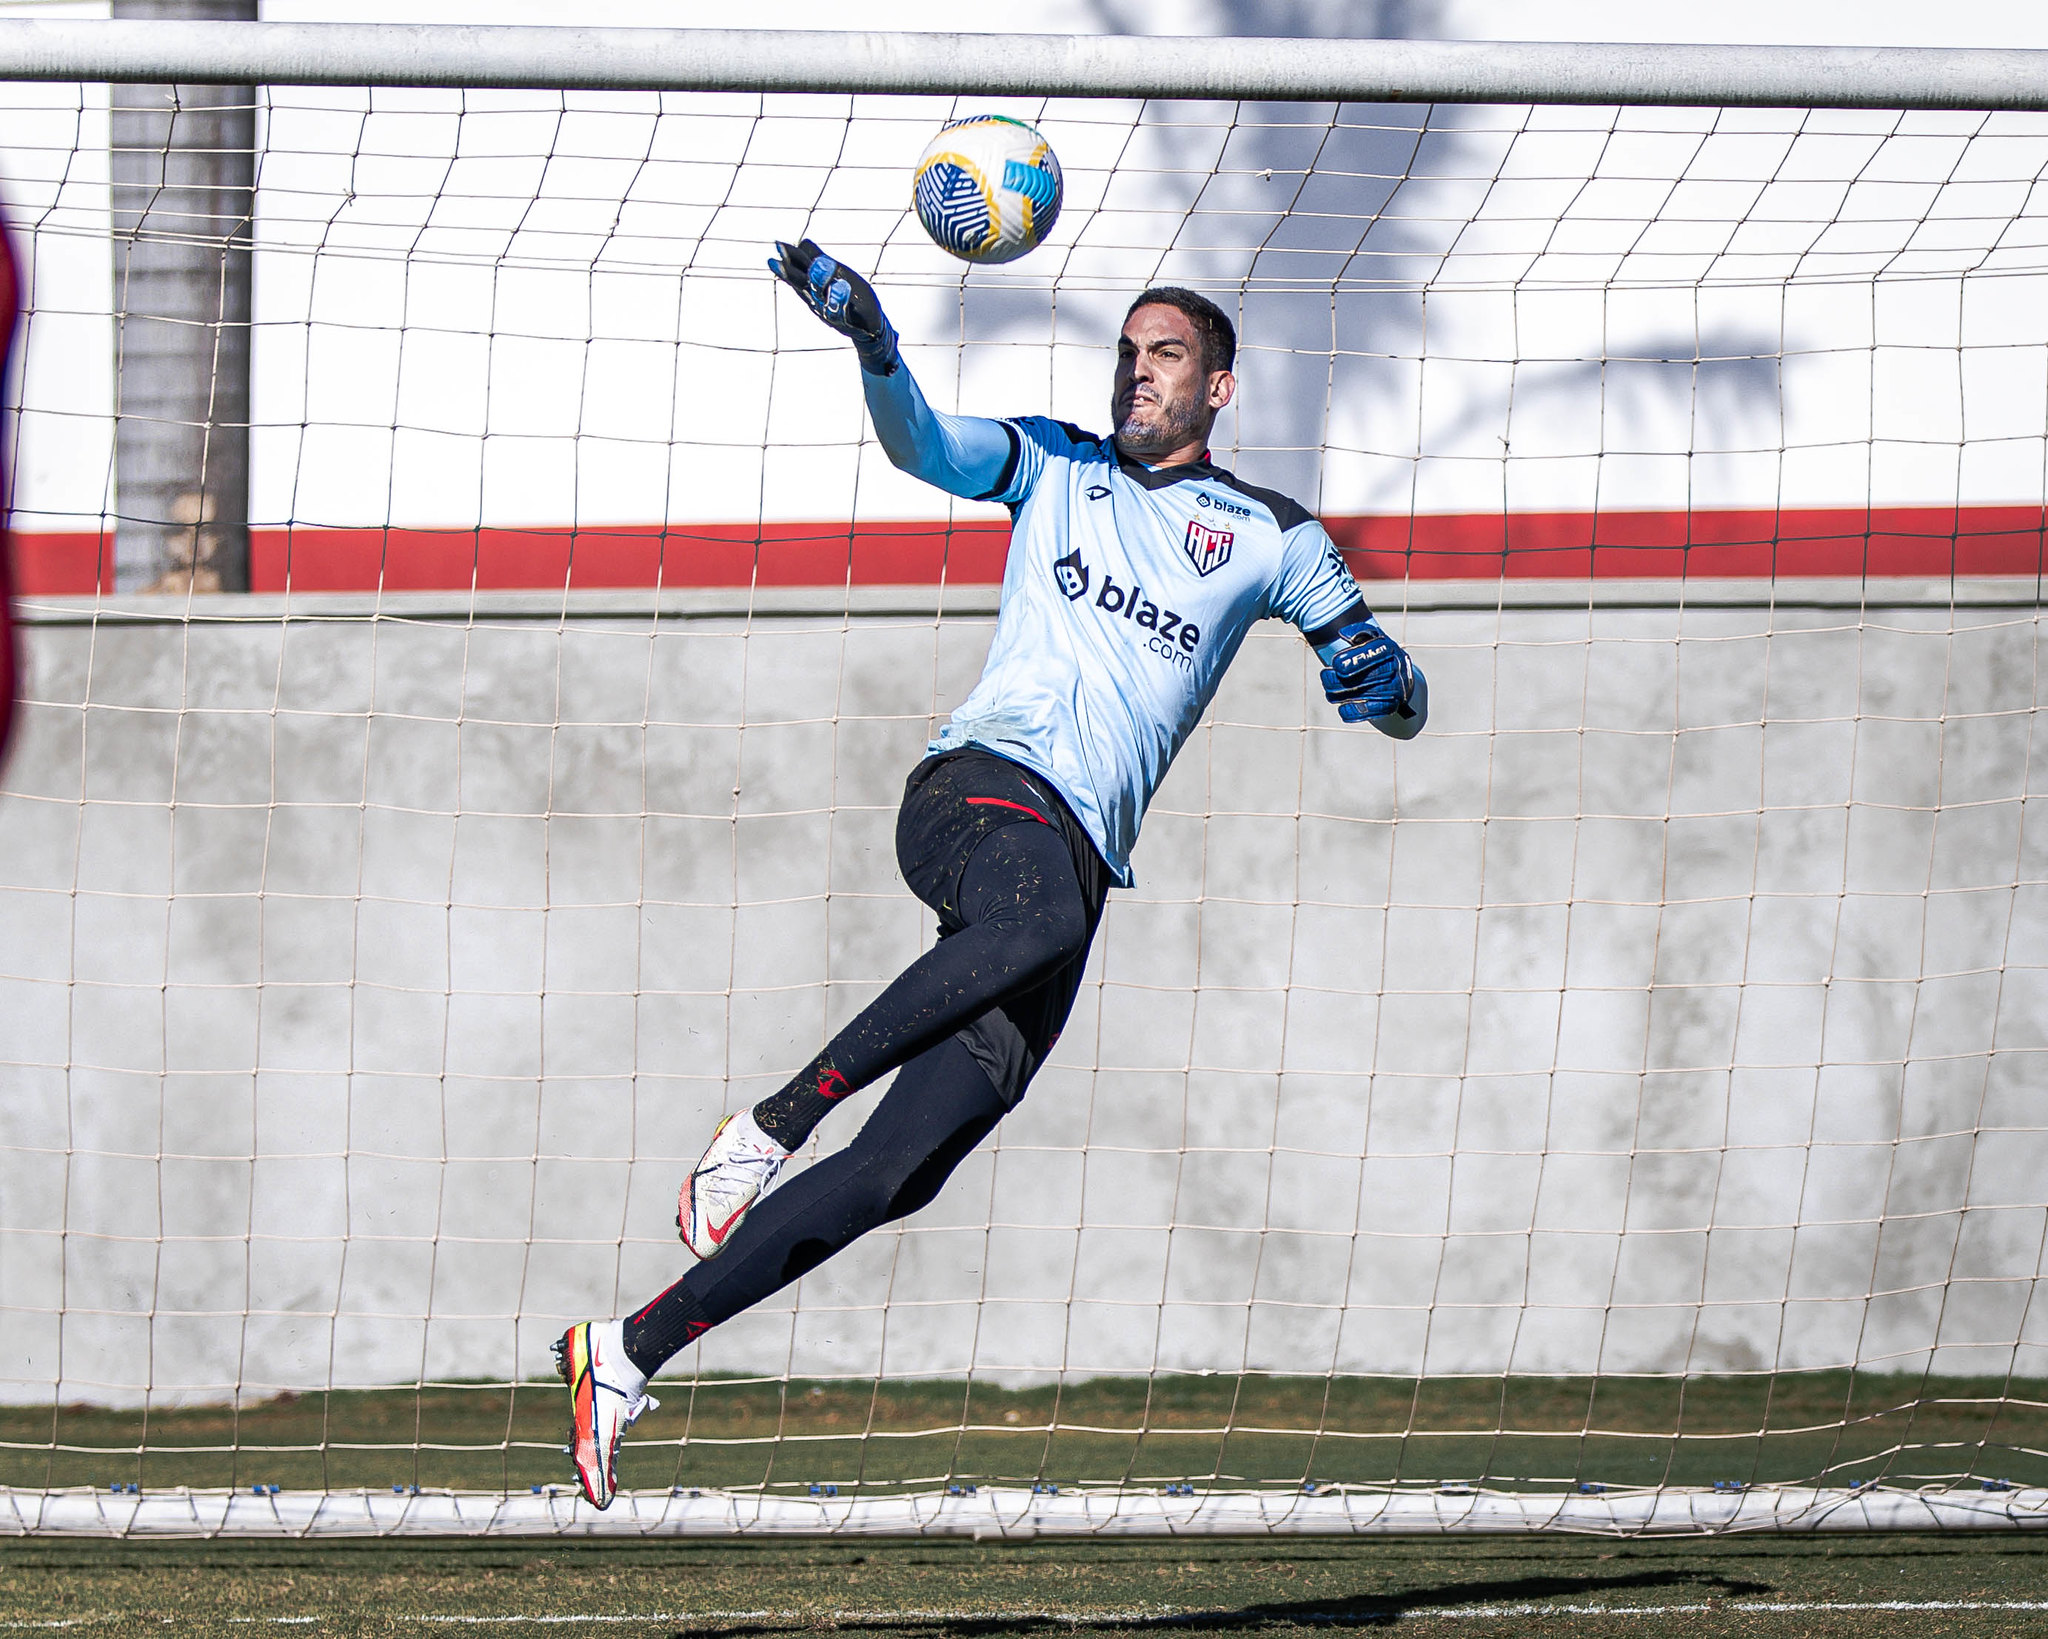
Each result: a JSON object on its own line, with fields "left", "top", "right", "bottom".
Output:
{"left": 188, "top": 1598, "right": 2048, "bottom": 1624}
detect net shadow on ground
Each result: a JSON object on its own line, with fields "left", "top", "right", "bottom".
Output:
{"left": 690, "top": 1571, "right": 1777, "bottom": 1636}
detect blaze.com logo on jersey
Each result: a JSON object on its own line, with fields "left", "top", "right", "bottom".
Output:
{"left": 1052, "top": 549, "right": 1201, "bottom": 671}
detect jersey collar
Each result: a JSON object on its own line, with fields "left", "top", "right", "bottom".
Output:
{"left": 1112, "top": 441, "right": 1223, "bottom": 491}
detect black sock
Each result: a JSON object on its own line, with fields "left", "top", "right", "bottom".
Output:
{"left": 750, "top": 1051, "right": 853, "bottom": 1150}
{"left": 621, "top": 1279, "right": 714, "bottom": 1378}
{"left": 683, "top": 1036, "right": 1013, "bottom": 1331}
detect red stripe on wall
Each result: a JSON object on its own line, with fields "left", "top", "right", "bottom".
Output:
{"left": 1329, "top": 506, "right": 2048, "bottom": 580}
{"left": 13, "top": 507, "right": 2047, "bottom": 595}
{"left": 14, "top": 532, "right": 115, "bottom": 595}
{"left": 248, "top": 521, "right": 1017, "bottom": 593}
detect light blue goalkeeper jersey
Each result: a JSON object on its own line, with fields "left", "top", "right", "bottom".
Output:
{"left": 865, "top": 364, "right": 1371, "bottom": 886}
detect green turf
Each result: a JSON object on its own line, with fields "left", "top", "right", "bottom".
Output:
{"left": 2, "top": 1371, "right": 2042, "bottom": 1499}
{"left": 5, "top": 1534, "right": 2048, "bottom": 1636}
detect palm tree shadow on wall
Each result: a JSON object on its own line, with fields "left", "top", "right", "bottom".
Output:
{"left": 957, "top": 0, "right": 1786, "bottom": 544}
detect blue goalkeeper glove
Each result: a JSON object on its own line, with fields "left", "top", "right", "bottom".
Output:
{"left": 1321, "top": 617, "right": 1424, "bottom": 727}
{"left": 769, "top": 238, "right": 900, "bottom": 376}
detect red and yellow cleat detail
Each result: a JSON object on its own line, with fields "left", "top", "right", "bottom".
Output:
{"left": 552, "top": 1320, "right": 655, "bottom": 1511}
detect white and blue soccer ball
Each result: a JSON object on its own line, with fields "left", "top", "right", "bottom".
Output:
{"left": 913, "top": 116, "right": 1062, "bottom": 265}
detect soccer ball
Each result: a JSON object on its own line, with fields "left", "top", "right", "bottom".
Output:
{"left": 913, "top": 116, "right": 1062, "bottom": 265}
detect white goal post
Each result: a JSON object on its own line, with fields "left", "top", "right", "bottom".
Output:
{"left": 1, "top": 23, "right": 2046, "bottom": 1539}
{"left": 7, "top": 22, "right": 2048, "bottom": 108}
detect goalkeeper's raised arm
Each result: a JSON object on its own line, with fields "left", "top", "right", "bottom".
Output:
{"left": 769, "top": 237, "right": 1016, "bottom": 502}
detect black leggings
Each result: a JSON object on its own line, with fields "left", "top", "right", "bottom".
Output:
{"left": 622, "top": 750, "right": 1112, "bottom": 1373}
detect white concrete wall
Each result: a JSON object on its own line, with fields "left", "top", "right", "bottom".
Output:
{"left": 2, "top": 584, "right": 2043, "bottom": 1404}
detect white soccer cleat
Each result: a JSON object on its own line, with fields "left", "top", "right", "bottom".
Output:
{"left": 553, "top": 1318, "right": 658, "bottom": 1511}
{"left": 678, "top": 1108, "right": 790, "bottom": 1260}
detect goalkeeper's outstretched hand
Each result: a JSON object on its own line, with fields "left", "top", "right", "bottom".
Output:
{"left": 769, "top": 238, "right": 899, "bottom": 376}
{"left": 1323, "top": 617, "right": 1427, "bottom": 737}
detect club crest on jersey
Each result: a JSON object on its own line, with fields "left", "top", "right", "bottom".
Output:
{"left": 1184, "top": 519, "right": 1234, "bottom": 576}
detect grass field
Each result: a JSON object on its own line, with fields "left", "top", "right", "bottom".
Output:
{"left": 7, "top": 1372, "right": 2044, "bottom": 1634}
{"left": 4, "top": 1532, "right": 2048, "bottom": 1635}
{"left": 3, "top": 1371, "right": 2041, "bottom": 1498}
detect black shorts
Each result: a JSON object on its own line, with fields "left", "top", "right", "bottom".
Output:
{"left": 895, "top": 747, "right": 1113, "bottom": 1105}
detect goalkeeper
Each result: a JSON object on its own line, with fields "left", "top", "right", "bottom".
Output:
{"left": 556, "top": 240, "right": 1427, "bottom": 1508}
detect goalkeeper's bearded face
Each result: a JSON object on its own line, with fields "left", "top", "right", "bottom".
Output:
{"left": 1111, "top": 303, "right": 1236, "bottom": 464}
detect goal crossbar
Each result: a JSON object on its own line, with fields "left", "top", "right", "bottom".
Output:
{"left": 7, "top": 21, "right": 2048, "bottom": 110}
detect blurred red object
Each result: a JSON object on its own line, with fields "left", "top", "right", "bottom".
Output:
{"left": 0, "top": 207, "right": 17, "bottom": 771}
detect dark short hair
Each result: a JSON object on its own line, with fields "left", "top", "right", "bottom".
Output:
{"left": 1123, "top": 286, "right": 1236, "bottom": 375}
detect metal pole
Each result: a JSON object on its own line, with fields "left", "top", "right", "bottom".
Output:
{"left": 109, "top": 0, "right": 255, "bottom": 594}
{"left": 10, "top": 22, "right": 2048, "bottom": 110}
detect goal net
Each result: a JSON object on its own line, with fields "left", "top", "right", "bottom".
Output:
{"left": 1, "top": 36, "right": 2045, "bottom": 1537}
